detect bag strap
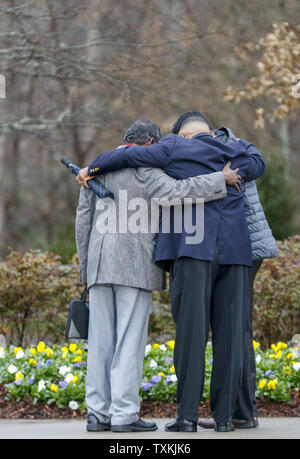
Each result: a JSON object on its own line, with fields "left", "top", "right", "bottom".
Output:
{"left": 80, "top": 288, "right": 88, "bottom": 302}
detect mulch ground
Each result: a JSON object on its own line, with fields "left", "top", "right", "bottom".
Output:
{"left": 0, "top": 384, "right": 299, "bottom": 420}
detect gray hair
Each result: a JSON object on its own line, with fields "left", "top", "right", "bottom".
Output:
{"left": 124, "top": 118, "right": 162, "bottom": 145}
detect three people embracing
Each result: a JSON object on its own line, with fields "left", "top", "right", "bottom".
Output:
{"left": 75, "top": 112, "right": 277, "bottom": 433}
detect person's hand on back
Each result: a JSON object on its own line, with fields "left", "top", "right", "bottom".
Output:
{"left": 76, "top": 167, "right": 93, "bottom": 188}
{"left": 222, "top": 162, "right": 242, "bottom": 192}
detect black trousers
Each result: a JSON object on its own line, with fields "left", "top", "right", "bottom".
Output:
{"left": 233, "top": 259, "right": 263, "bottom": 420}
{"left": 169, "top": 254, "right": 248, "bottom": 423}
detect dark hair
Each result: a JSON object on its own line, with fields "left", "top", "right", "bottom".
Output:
{"left": 172, "top": 111, "right": 213, "bottom": 134}
{"left": 124, "top": 118, "right": 162, "bottom": 145}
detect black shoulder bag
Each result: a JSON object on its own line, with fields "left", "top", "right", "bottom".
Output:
{"left": 65, "top": 288, "right": 89, "bottom": 340}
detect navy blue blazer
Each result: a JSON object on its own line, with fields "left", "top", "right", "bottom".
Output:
{"left": 88, "top": 133, "right": 265, "bottom": 267}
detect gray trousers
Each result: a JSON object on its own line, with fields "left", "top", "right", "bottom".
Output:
{"left": 86, "top": 284, "right": 152, "bottom": 425}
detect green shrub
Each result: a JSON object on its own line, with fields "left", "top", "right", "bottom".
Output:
{"left": 1, "top": 238, "right": 299, "bottom": 352}
{"left": 256, "top": 149, "right": 299, "bottom": 240}
{"left": 0, "top": 250, "right": 81, "bottom": 346}
{"left": 253, "top": 236, "right": 300, "bottom": 348}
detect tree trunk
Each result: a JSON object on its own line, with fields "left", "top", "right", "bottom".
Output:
{"left": 280, "top": 119, "right": 290, "bottom": 160}
{"left": 279, "top": 119, "right": 291, "bottom": 177}
{"left": 0, "top": 135, "right": 5, "bottom": 257}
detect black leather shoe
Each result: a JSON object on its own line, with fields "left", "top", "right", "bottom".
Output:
{"left": 165, "top": 417, "right": 197, "bottom": 432}
{"left": 112, "top": 418, "right": 158, "bottom": 432}
{"left": 199, "top": 417, "right": 258, "bottom": 430}
{"left": 215, "top": 422, "right": 235, "bottom": 432}
{"left": 232, "top": 417, "right": 259, "bottom": 429}
{"left": 198, "top": 418, "right": 215, "bottom": 429}
{"left": 87, "top": 414, "right": 111, "bottom": 432}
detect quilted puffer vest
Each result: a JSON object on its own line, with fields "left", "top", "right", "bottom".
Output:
{"left": 215, "top": 127, "right": 278, "bottom": 261}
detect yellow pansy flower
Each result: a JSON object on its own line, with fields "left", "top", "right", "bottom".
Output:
{"left": 153, "top": 343, "right": 160, "bottom": 350}
{"left": 29, "top": 348, "right": 36, "bottom": 356}
{"left": 69, "top": 343, "right": 77, "bottom": 352}
{"left": 74, "top": 349, "right": 82, "bottom": 355}
{"left": 29, "top": 358, "right": 37, "bottom": 366}
{"left": 73, "top": 375, "right": 78, "bottom": 383}
{"left": 45, "top": 348, "right": 54, "bottom": 358}
{"left": 275, "top": 351, "right": 282, "bottom": 360}
{"left": 14, "top": 347, "right": 23, "bottom": 355}
{"left": 287, "top": 353, "right": 293, "bottom": 359}
{"left": 50, "top": 384, "right": 59, "bottom": 393}
{"left": 271, "top": 344, "right": 278, "bottom": 353}
{"left": 61, "top": 346, "right": 68, "bottom": 353}
{"left": 284, "top": 366, "right": 291, "bottom": 375}
{"left": 267, "top": 379, "right": 278, "bottom": 391}
{"left": 37, "top": 341, "right": 46, "bottom": 353}
{"left": 168, "top": 340, "right": 175, "bottom": 350}
{"left": 170, "top": 365, "right": 175, "bottom": 373}
{"left": 62, "top": 350, "right": 68, "bottom": 360}
{"left": 15, "top": 372, "right": 24, "bottom": 381}
{"left": 73, "top": 356, "right": 82, "bottom": 363}
{"left": 158, "top": 372, "right": 164, "bottom": 377}
{"left": 259, "top": 379, "right": 266, "bottom": 389}
{"left": 276, "top": 342, "right": 288, "bottom": 350}
{"left": 253, "top": 340, "right": 260, "bottom": 351}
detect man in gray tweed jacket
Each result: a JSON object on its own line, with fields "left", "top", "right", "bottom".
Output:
{"left": 75, "top": 118, "right": 240, "bottom": 433}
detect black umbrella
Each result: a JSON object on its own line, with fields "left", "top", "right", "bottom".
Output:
{"left": 61, "top": 156, "right": 114, "bottom": 199}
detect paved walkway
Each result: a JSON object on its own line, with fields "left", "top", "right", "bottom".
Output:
{"left": 0, "top": 418, "right": 299, "bottom": 439}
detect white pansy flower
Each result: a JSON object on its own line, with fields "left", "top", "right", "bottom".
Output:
{"left": 145, "top": 344, "right": 152, "bottom": 356}
{"left": 38, "top": 380, "right": 46, "bottom": 392}
{"left": 170, "top": 375, "right": 177, "bottom": 382}
{"left": 7, "top": 364, "right": 18, "bottom": 374}
{"left": 65, "top": 373, "right": 74, "bottom": 384}
{"left": 293, "top": 362, "right": 300, "bottom": 371}
{"left": 256, "top": 355, "right": 262, "bottom": 364}
{"left": 0, "top": 347, "right": 5, "bottom": 359}
{"left": 69, "top": 401, "right": 79, "bottom": 410}
{"left": 15, "top": 350, "right": 25, "bottom": 360}
{"left": 59, "top": 366, "right": 71, "bottom": 376}
{"left": 149, "top": 359, "right": 158, "bottom": 369}
{"left": 160, "top": 344, "right": 167, "bottom": 352}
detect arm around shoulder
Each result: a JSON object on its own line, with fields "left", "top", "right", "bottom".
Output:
{"left": 142, "top": 168, "right": 227, "bottom": 203}
{"left": 87, "top": 135, "right": 175, "bottom": 176}
{"left": 239, "top": 139, "right": 266, "bottom": 182}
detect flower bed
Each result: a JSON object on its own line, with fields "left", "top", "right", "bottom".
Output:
{"left": 0, "top": 340, "right": 299, "bottom": 413}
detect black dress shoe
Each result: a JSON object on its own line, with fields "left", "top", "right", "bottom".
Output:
{"left": 199, "top": 417, "right": 258, "bottom": 430}
{"left": 232, "top": 417, "right": 259, "bottom": 429}
{"left": 87, "top": 413, "right": 111, "bottom": 432}
{"left": 215, "top": 422, "right": 235, "bottom": 432}
{"left": 112, "top": 418, "right": 158, "bottom": 432}
{"left": 198, "top": 418, "right": 215, "bottom": 429}
{"left": 165, "top": 417, "right": 197, "bottom": 432}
